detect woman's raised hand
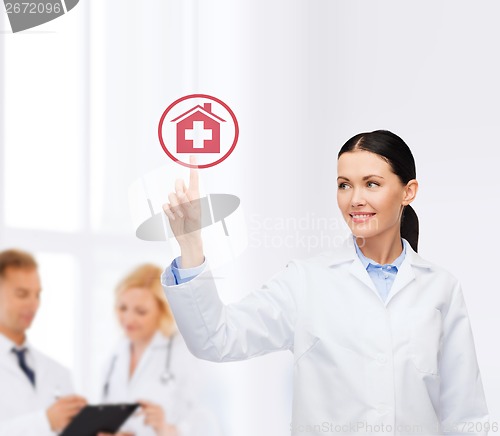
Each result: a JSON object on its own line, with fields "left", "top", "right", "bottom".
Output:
{"left": 162, "top": 155, "right": 204, "bottom": 268}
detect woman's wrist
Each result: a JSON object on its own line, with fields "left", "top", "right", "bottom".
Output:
{"left": 179, "top": 239, "right": 204, "bottom": 269}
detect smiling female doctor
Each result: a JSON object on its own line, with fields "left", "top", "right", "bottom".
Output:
{"left": 99, "top": 264, "right": 221, "bottom": 436}
{"left": 160, "top": 130, "right": 489, "bottom": 436}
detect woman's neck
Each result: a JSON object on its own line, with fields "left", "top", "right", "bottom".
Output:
{"left": 354, "top": 231, "right": 404, "bottom": 265}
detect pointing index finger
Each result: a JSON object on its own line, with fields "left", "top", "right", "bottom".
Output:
{"left": 188, "top": 155, "right": 199, "bottom": 193}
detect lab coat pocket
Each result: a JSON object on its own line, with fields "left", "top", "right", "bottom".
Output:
{"left": 410, "top": 307, "right": 442, "bottom": 375}
{"left": 294, "top": 329, "right": 321, "bottom": 366}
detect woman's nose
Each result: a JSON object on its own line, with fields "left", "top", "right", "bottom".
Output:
{"left": 350, "top": 190, "right": 366, "bottom": 207}
{"left": 119, "top": 312, "right": 132, "bottom": 325}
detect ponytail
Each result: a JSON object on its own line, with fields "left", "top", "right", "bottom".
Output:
{"left": 401, "top": 204, "right": 419, "bottom": 252}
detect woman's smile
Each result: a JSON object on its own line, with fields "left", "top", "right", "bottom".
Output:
{"left": 350, "top": 212, "right": 376, "bottom": 223}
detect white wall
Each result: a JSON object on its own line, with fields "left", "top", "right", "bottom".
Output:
{"left": 1, "top": 1, "right": 499, "bottom": 435}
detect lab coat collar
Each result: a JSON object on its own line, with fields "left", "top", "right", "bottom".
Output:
{"left": 326, "top": 233, "right": 434, "bottom": 270}
{"left": 326, "top": 234, "right": 434, "bottom": 305}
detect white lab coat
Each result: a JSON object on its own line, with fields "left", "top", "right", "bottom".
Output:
{"left": 0, "top": 334, "right": 74, "bottom": 436}
{"left": 101, "top": 331, "right": 221, "bottom": 436}
{"left": 161, "top": 234, "right": 489, "bottom": 436}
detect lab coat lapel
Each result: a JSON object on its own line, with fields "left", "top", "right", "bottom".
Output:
{"left": 129, "top": 332, "right": 164, "bottom": 387}
{"left": 0, "top": 336, "right": 35, "bottom": 386}
{"left": 0, "top": 353, "right": 26, "bottom": 382}
{"left": 30, "top": 347, "right": 57, "bottom": 397}
{"left": 117, "top": 339, "right": 131, "bottom": 385}
{"left": 29, "top": 345, "right": 47, "bottom": 382}
{"left": 384, "top": 239, "right": 433, "bottom": 305}
{"left": 384, "top": 255, "right": 415, "bottom": 305}
{"left": 328, "top": 234, "right": 379, "bottom": 298}
{"left": 348, "top": 257, "right": 379, "bottom": 296}
{"left": 30, "top": 347, "right": 46, "bottom": 392}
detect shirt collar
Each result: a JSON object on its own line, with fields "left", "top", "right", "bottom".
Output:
{"left": 352, "top": 234, "right": 406, "bottom": 271}
{"left": 320, "top": 233, "right": 433, "bottom": 270}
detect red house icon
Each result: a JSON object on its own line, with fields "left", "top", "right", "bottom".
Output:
{"left": 171, "top": 103, "right": 226, "bottom": 153}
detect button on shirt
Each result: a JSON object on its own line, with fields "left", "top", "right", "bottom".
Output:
{"left": 352, "top": 235, "right": 406, "bottom": 302}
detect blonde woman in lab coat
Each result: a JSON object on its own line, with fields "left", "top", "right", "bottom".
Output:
{"left": 160, "top": 130, "right": 489, "bottom": 436}
{"left": 99, "top": 264, "right": 220, "bottom": 436}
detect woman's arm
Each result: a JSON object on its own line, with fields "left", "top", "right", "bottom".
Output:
{"left": 161, "top": 259, "right": 300, "bottom": 362}
{"left": 438, "top": 280, "right": 489, "bottom": 435}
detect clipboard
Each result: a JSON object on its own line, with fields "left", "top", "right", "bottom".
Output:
{"left": 60, "top": 403, "right": 139, "bottom": 436}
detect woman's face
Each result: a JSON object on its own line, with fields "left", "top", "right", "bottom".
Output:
{"left": 337, "top": 150, "right": 416, "bottom": 239}
{"left": 116, "top": 287, "right": 161, "bottom": 344}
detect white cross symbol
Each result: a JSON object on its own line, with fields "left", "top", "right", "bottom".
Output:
{"left": 185, "top": 121, "right": 213, "bottom": 149}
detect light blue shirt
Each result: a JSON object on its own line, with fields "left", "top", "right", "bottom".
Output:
{"left": 352, "top": 234, "right": 406, "bottom": 302}
{"left": 165, "top": 236, "right": 406, "bottom": 295}
{"left": 165, "top": 256, "right": 207, "bottom": 286}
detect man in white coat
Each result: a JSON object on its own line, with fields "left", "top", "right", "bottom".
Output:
{"left": 0, "top": 249, "right": 87, "bottom": 436}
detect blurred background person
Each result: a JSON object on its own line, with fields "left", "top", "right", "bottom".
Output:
{"left": 99, "top": 263, "right": 221, "bottom": 436}
{"left": 0, "top": 249, "right": 87, "bottom": 436}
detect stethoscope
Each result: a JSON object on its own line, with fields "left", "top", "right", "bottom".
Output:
{"left": 103, "top": 333, "right": 176, "bottom": 400}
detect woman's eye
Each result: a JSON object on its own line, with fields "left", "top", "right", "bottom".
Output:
{"left": 338, "top": 183, "right": 348, "bottom": 189}
{"left": 367, "top": 181, "right": 379, "bottom": 188}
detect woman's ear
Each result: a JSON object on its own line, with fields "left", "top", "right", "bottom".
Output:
{"left": 402, "top": 179, "right": 418, "bottom": 205}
